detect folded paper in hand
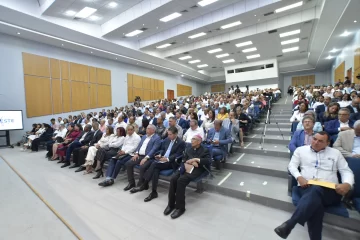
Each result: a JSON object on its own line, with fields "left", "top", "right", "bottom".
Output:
{"left": 308, "top": 179, "right": 336, "bottom": 189}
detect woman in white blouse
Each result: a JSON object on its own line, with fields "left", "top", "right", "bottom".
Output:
{"left": 92, "top": 127, "right": 127, "bottom": 179}
{"left": 338, "top": 93, "right": 352, "bottom": 108}
{"left": 83, "top": 126, "right": 115, "bottom": 174}
{"left": 201, "top": 109, "right": 215, "bottom": 138}
{"left": 290, "top": 102, "right": 308, "bottom": 123}
{"left": 23, "top": 124, "right": 45, "bottom": 150}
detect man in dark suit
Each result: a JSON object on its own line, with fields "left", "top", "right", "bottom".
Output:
{"left": 175, "top": 111, "right": 188, "bottom": 131}
{"left": 60, "top": 124, "right": 93, "bottom": 167}
{"left": 148, "top": 112, "right": 157, "bottom": 126}
{"left": 206, "top": 120, "right": 232, "bottom": 165}
{"left": 324, "top": 108, "right": 354, "bottom": 141}
{"left": 315, "top": 97, "right": 331, "bottom": 121}
{"left": 124, "top": 124, "right": 161, "bottom": 191}
{"left": 131, "top": 127, "right": 186, "bottom": 201}
{"left": 288, "top": 116, "right": 315, "bottom": 153}
{"left": 66, "top": 122, "right": 103, "bottom": 170}
{"left": 346, "top": 97, "right": 359, "bottom": 114}
{"left": 164, "top": 134, "right": 210, "bottom": 219}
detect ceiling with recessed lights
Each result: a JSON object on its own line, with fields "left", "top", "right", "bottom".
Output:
{"left": 0, "top": 0, "right": 358, "bottom": 82}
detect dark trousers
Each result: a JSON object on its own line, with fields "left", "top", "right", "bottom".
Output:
{"left": 168, "top": 171, "right": 199, "bottom": 210}
{"left": 144, "top": 161, "right": 173, "bottom": 192}
{"left": 31, "top": 138, "right": 49, "bottom": 151}
{"left": 66, "top": 141, "right": 83, "bottom": 162}
{"left": 46, "top": 140, "right": 55, "bottom": 156}
{"left": 73, "top": 146, "right": 89, "bottom": 166}
{"left": 125, "top": 156, "right": 153, "bottom": 186}
{"left": 95, "top": 148, "right": 118, "bottom": 168}
{"left": 106, "top": 155, "right": 131, "bottom": 179}
{"left": 288, "top": 186, "right": 341, "bottom": 240}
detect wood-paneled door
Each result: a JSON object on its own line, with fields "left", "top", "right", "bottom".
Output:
{"left": 167, "top": 89, "right": 174, "bottom": 100}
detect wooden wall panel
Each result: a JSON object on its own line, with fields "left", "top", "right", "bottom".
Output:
{"left": 335, "top": 61, "right": 345, "bottom": 82}
{"left": 24, "top": 76, "right": 52, "bottom": 117}
{"left": 133, "top": 88, "right": 144, "bottom": 99}
{"left": 97, "top": 68, "right": 111, "bottom": 85}
{"left": 71, "top": 81, "right": 89, "bottom": 111}
{"left": 158, "top": 80, "right": 164, "bottom": 91}
{"left": 150, "top": 79, "right": 155, "bottom": 90}
{"left": 60, "top": 60, "right": 69, "bottom": 80}
{"left": 177, "top": 84, "right": 192, "bottom": 96}
{"left": 70, "top": 63, "right": 88, "bottom": 82}
{"left": 143, "top": 77, "right": 151, "bottom": 89}
{"left": 308, "top": 75, "right": 315, "bottom": 85}
{"left": 211, "top": 84, "right": 225, "bottom": 92}
{"left": 23, "top": 53, "right": 50, "bottom": 77}
{"left": 50, "top": 58, "right": 60, "bottom": 79}
{"left": 89, "top": 83, "right": 97, "bottom": 109}
{"left": 127, "top": 74, "right": 133, "bottom": 87}
{"left": 52, "top": 79, "right": 62, "bottom": 114}
{"left": 143, "top": 90, "right": 151, "bottom": 101}
{"left": 128, "top": 87, "right": 133, "bottom": 103}
{"left": 133, "top": 74, "right": 143, "bottom": 88}
{"left": 98, "top": 85, "right": 112, "bottom": 107}
{"left": 62, "top": 80, "right": 71, "bottom": 113}
{"left": 89, "top": 67, "right": 97, "bottom": 83}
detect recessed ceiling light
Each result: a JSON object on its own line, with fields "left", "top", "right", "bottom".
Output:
{"left": 179, "top": 56, "right": 192, "bottom": 60}
{"left": 108, "top": 2, "right": 118, "bottom": 8}
{"left": 188, "top": 32, "right": 206, "bottom": 39}
{"left": 61, "top": 44, "right": 64, "bottom": 46}
{"left": 17, "top": 32, "right": 20, "bottom": 35}
{"left": 275, "top": 1, "right": 303, "bottom": 13}
{"left": 282, "top": 46, "right": 299, "bottom": 53}
{"left": 197, "top": 64, "right": 209, "bottom": 68}
{"left": 254, "top": 14, "right": 257, "bottom": 17}
{"left": 279, "top": 29, "right": 301, "bottom": 38}
{"left": 242, "top": 47, "right": 257, "bottom": 53}
{"left": 181, "top": 75, "right": 184, "bottom": 77}
{"left": 125, "top": 30, "right": 143, "bottom": 37}
{"left": 246, "top": 54, "right": 260, "bottom": 59}
{"left": 156, "top": 43, "right": 172, "bottom": 49}
{"left": 329, "top": 48, "right": 339, "bottom": 53}
{"left": 223, "top": 59, "right": 235, "bottom": 63}
{"left": 198, "top": 0, "right": 219, "bottom": 7}
{"left": 236, "top": 41, "right": 253, "bottom": 47}
{"left": 91, "top": 51, "right": 93, "bottom": 53}
{"left": 281, "top": 38, "right": 300, "bottom": 45}
{"left": 75, "top": 7, "right": 97, "bottom": 19}
{"left": 64, "top": 10, "right": 76, "bottom": 16}
{"left": 326, "top": 55, "right": 334, "bottom": 60}
{"left": 208, "top": 48, "right": 222, "bottom": 53}
{"left": 216, "top": 53, "right": 230, "bottom": 58}
{"left": 89, "top": 15, "right": 100, "bottom": 21}
{"left": 354, "top": 20, "right": 358, "bottom": 23}
{"left": 189, "top": 60, "right": 201, "bottom": 64}
{"left": 115, "top": 57, "right": 117, "bottom": 59}
{"left": 340, "top": 30, "right": 351, "bottom": 37}
{"left": 221, "top": 21, "right": 242, "bottom": 29}
{"left": 160, "top": 12, "right": 182, "bottom": 22}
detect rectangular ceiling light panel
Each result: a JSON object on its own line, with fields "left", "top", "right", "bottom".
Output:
{"left": 246, "top": 54, "right": 260, "bottom": 59}
{"left": 208, "top": 48, "right": 222, "bottom": 53}
{"left": 179, "top": 56, "right": 192, "bottom": 60}
{"left": 189, "top": 32, "right": 207, "bottom": 39}
{"left": 197, "top": 64, "right": 208, "bottom": 68}
{"left": 242, "top": 47, "right": 257, "bottom": 53}
{"left": 216, "top": 53, "right": 230, "bottom": 58}
{"left": 125, "top": 30, "right": 143, "bottom": 37}
{"left": 279, "top": 29, "right": 300, "bottom": 38}
{"left": 75, "top": 7, "right": 97, "bottom": 18}
{"left": 156, "top": 43, "right": 172, "bottom": 49}
{"left": 281, "top": 38, "right": 300, "bottom": 45}
{"left": 236, "top": 41, "right": 253, "bottom": 47}
{"left": 282, "top": 46, "right": 299, "bottom": 53}
{"left": 160, "top": 12, "right": 182, "bottom": 22}
{"left": 221, "top": 21, "right": 241, "bottom": 29}
{"left": 198, "top": 0, "right": 219, "bottom": 7}
{"left": 223, "top": 59, "right": 235, "bottom": 63}
{"left": 275, "top": 1, "right": 303, "bottom": 13}
{"left": 189, "top": 60, "right": 201, "bottom": 64}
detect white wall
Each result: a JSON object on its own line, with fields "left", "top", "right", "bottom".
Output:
{"left": 331, "top": 30, "right": 360, "bottom": 83}
{"left": 283, "top": 69, "right": 332, "bottom": 89}
{"left": 0, "top": 33, "right": 201, "bottom": 143}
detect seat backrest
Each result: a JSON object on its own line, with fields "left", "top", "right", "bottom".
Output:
{"left": 291, "top": 122, "right": 299, "bottom": 134}
{"left": 347, "top": 158, "right": 360, "bottom": 198}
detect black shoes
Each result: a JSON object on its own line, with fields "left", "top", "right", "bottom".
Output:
{"left": 98, "top": 179, "right": 114, "bottom": 187}
{"left": 144, "top": 191, "right": 158, "bottom": 202}
{"left": 69, "top": 164, "right": 79, "bottom": 169}
{"left": 124, "top": 183, "right": 135, "bottom": 191}
{"left": 130, "top": 183, "right": 149, "bottom": 193}
{"left": 57, "top": 159, "right": 64, "bottom": 164}
{"left": 171, "top": 209, "right": 185, "bottom": 219}
{"left": 61, "top": 162, "right": 70, "bottom": 168}
{"left": 163, "top": 206, "right": 174, "bottom": 216}
{"left": 75, "top": 166, "right": 86, "bottom": 172}
{"left": 274, "top": 222, "right": 292, "bottom": 239}
{"left": 93, "top": 171, "right": 104, "bottom": 179}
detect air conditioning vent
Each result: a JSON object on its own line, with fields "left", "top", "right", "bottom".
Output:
{"left": 300, "top": 51, "right": 307, "bottom": 53}
{"left": 183, "top": 52, "right": 190, "bottom": 54}
{"left": 264, "top": 11, "right": 275, "bottom": 16}
{"left": 276, "top": 55, "right": 283, "bottom": 58}
{"left": 215, "top": 28, "right": 221, "bottom": 31}
{"left": 266, "top": 64, "right": 274, "bottom": 68}
{"left": 225, "top": 41, "right": 231, "bottom": 44}
{"left": 304, "top": 20, "right": 312, "bottom": 24}
{"left": 180, "top": 10, "right": 188, "bottom": 13}
{"left": 227, "top": 70, "right": 234, "bottom": 74}
{"left": 140, "top": 27, "right": 148, "bottom": 31}
{"left": 167, "top": 56, "right": 172, "bottom": 58}
{"left": 301, "top": 37, "right": 308, "bottom": 40}
{"left": 73, "top": 17, "right": 82, "bottom": 20}
{"left": 212, "top": 66, "right": 217, "bottom": 68}
{"left": 191, "top": 5, "right": 198, "bottom": 8}
{"left": 207, "top": 30, "right": 212, "bottom": 33}
{"left": 268, "top": 29, "right": 278, "bottom": 34}
{"left": 217, "top": 43, "right": 223, "bottom": 46}
{"left": 170, "top": 42, "right": 176, "bottom": 45}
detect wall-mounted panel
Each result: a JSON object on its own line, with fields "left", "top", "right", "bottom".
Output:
{"left": 89, "top": 83, "right": 97, "bottom": 109}
{"left": 177, "top": 84, "right": 192, "bottom": 96}
{"left": 62, "top": 80, "right": 71, "bottom": 113}
{"left": 71, "top": 81, "right": 89, "bottom": 111}
{"left": 127, "top": 73, "right": 164, "bottom": 102}
{"left": 89, "top": 67, "right": 97, "bottom": 83}
{"left": 24, "top": 76, "right": 52, "bottom": 117}
{"left": 60, "top": 60, "right": 69, "bottom": 80}
{"left": 50, "top": 58, "right": 60, "bottom": 79}
{"left": 98, "top": 85, "right": 112, "bottom": 107}
{"left": 211, "top": 84, "right": 225, "bottom": 92}
{"left": 143, "top": 77, "right": 151, "bottom": 89}
{"left": 52, "top": 79, "right": 62, "bottom": 114}
{"left": 70, "top": 62, "right": 89, "bottom": 82}
{"left": 133, "top": 74, "right": 143, "bottom": 88}
{"left": 127, "top": 73, "right": 133, "bottom": 87}
{"left": 97, "top": 68, "right": 111, "bottom": 85}
{"left": 22, "top": 53, "right": 50, "bottom": 77}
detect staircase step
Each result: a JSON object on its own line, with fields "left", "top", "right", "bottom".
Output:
{"left": 244, "top": 134, "right": 290, "bottom": 145}
{"left": 258, "top": 122, "right": 291, "bottom": 128}
{"left": 233, "top": 142, "right": 290, "bottom": 158}
{"left": 252, "top": 128, "right": 291, "bottom": 136}
{"left": 225, "top": 153, "right": 289, "bottom": 178}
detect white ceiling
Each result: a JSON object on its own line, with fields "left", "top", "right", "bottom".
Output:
{"left": 43, "top": 0, "right": 143, "bottom": 24}
{"left": 0, "top": 0, "right": 358, "bottom": 82}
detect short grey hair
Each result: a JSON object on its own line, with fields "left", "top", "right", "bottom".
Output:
{"left": 339, "top": 108, "right": 350, "bottom": 114}
{"left": 214, "top": 119, "right": 222, "bottom": 126}
{"left": 304, "top": 110, "right": 316, "bottom": 120}
{"left": 354, "top": 120, "right": 360, "bottom": 128}
{"left": 302, "top": 116, "right": 315, "bottom": 124}
{"left": 190, "top": 119, "right": 198, "bottom": 126}
{"left": 147, "top": 124, "right": 156, "bottom": 131}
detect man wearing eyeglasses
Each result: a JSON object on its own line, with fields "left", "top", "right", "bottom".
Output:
{"left": 275, "top": 131, "right": 354, "bottom": 240}
{"left": 164, "top": 134, "right": 210, "bottom": 219}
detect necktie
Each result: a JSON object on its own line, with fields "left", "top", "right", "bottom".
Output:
{"left": 229, "top": 121, "right": 232, "bottom": 129}
{"left": 177, "top": 119, "right": 179, "bottom": 124}
{"left": 164, "top": 141, "right": 174, "bottom": 158}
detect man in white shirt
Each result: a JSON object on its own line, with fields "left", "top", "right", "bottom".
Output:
{"left": 165, "top": 107, "right": 174, "bottom": 120}
{"left": 183, "top": 120, "right": 204, "bottom": 144}
{"left": 322, "top": 86, "right": 334, "bottom": 98}
{"left": 275, "top": 132, "right": 354, "bottom": 240}
{"left": 197, "top": 104, "right": 206, "bottom": 121}
{"left": 98, "top": 125, "right": 141, "bottom": 187}
{"left": 114, "top": 116, "right": 127, "bottom": 132}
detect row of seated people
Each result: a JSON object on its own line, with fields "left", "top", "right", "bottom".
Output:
{"left": 277, "top": 86, "right": 359, "bottom": 239}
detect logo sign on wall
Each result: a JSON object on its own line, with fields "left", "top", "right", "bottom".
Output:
{"left": 0, "top": 111, "right": 24, "bottom": 130}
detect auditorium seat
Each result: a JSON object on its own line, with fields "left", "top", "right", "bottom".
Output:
{"left": 346, "top": 158, "right": 360, "bottom": 213}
